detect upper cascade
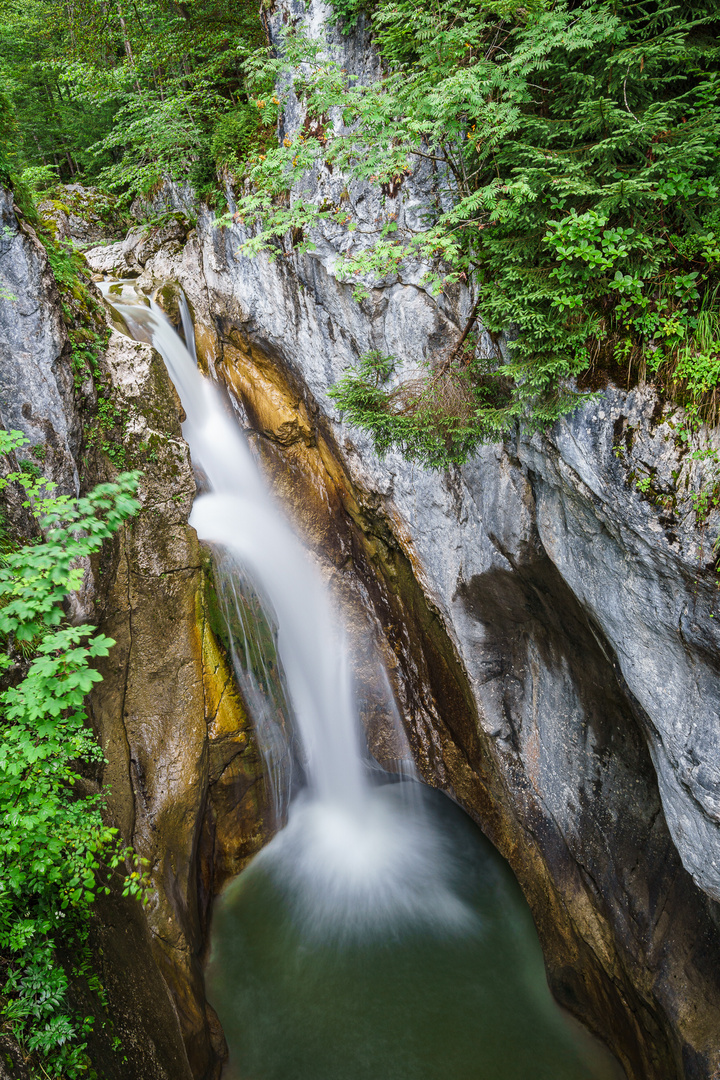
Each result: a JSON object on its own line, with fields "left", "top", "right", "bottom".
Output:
{"left": 101, "top": 281, "right": 367, "bottom": 812}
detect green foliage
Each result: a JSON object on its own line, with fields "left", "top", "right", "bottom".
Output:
{"left": 41, "top": 235, "right": 112, "bottom": 411}
{"left": 229, "top": 0, "right": 720, "bottom": 467}
{"left": 0, "top": 2, "right": 117, "bottom": 192}
{"left": 19, "top": 164, "right": 60, "bottom": 198}
{"left": 210, "top": 103, "right": 263, "bottom": 174}
{"left": 0, "top": 0, "right": 267, "bottom": 202}
{"left": 4, "top": 0, "right": 720, "bottom": 473}
{"left": 674, "top": 301, "right": 720, "bottom": 406}
{"left": 0, "top": 78, "right": 38, "bottom": 222}
{"left": 328, "top": 345, "right": 511, "bottom": 467}
{"left": 327, "top": 0, "right": 375, "bottom": 33}
{"left": 0, "top": 429, "right": 144, "bottom": 1077}
{"left": 0, "top": 79, "right": 18, "bottom": 186}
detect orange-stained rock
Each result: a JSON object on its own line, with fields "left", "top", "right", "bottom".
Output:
{"left": 184, "top": 306, "right": 720, "bottom": 1080}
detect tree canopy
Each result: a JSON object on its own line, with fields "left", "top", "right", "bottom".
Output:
{"left": 0, "top": 0, "right": 264, "bottom": 199}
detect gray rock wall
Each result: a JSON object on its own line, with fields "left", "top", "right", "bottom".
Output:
{"left": 107, "top": 212, "right": 720, "bottom": 1076}
{"left": 0, "top": 187, "right": 80, "bottom": 494}
{"left": 104, "top": 149, "right": 720, "bottom": 909}
{"left": 520, "top": 390, "right": 720, "bottom": 903}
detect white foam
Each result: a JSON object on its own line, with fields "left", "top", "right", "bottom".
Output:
{"left": 251, "top": 785, "right": 477, "bottom": 940}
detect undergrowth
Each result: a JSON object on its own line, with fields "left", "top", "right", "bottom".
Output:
{"left": 0, "top": 430, "right": 148, "bottom": 1078}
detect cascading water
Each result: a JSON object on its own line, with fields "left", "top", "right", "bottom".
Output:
{"left": 102, "top": 282, "right": 625, "bottom": 1080}
{"left": 104, "top": 283, "right": 369, "bottom": 806}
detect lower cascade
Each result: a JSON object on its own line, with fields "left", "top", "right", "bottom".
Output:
{"left": 104, "top": 282, "right": 624, "bottom": 1080}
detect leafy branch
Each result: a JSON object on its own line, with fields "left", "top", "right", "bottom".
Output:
{"left": 225, "top": 0, "right": 720, "bottom": 467}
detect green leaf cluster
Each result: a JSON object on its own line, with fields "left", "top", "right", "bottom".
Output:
{"left": 328, "top": 344, "right": 512, "bottom": 467}
{"left": 0, "top": 430, "right": 143, "bottom": 1077}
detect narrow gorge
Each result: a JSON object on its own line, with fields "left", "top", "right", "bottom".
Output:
{"left": 1, "top": 2, "right": 720, "bottom": 1079}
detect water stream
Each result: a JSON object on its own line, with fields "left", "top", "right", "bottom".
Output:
{"left": 103, "top": 283, "right": 625, "bottom": 1080}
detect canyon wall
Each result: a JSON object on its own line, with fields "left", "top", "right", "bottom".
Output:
{"left": 0, "top": 187, "right": 269, "bottom": 1080}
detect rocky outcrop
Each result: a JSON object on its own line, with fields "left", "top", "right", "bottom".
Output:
{"left": 85, "top": 216, "right": 190, "bottom": 276}
{"left": 519, "top": 390, "right": 720, "bottom": 903}
{"left": 80, "top": 4, "right": 720, "bottom": 1064}
{"left": 0, "top": 187, "right": 81, "bottom": 494}
{"left": 37, "top": 184, "right": 125, "bottom": 249}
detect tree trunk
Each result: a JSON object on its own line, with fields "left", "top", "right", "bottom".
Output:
{"left": 32, "top": 134, "right": 49, "bottom": 166}
{"left": 116, "top": 2, "right": 143, "bottom": 95}
{"left": 450, "top": 295, "right": 482, "bottom": 362}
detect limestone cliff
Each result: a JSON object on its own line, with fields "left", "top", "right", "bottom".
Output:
{"left": 0, "top": 187, "right": 81, "bottom": 495}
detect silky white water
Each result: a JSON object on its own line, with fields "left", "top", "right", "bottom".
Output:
{"left": 102, "top": 282, "right": 467, "bottom": 933}
{"left": 105, "top": 284, "right": 365, "bottom": 801}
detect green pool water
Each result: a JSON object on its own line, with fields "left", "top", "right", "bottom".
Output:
{"left": 206, "top": 782, "right": 625, "bottom": 1080}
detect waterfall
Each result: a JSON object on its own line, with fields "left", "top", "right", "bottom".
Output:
{"left": 103, "top": 284, "right": 367, "bottom": 809}
{"left": 101, "top": 282, "right": 469, "bottom": 935}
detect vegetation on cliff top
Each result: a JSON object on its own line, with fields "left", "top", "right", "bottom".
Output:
{"left": 0, "top": 0, "right": 265, "bottom": 204}
{"left": 229, "top": 0, "right": 720, "bottom": 466}
{"left": 1, "top": 0, "right": 719, "bottom": 469}
{"left": 0, "top": 440, "right": 144, "bottom": 1078}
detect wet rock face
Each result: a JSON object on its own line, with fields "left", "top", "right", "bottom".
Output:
{"left": 119, "top": 203, "right": 720, "bottom": 1077}
{"left": 450, "top": 543, "right": 720, "bottom": 1080}
{"left": 0, "top": 191, "right": 196, "bottom": 1077}
{"left": 0, "top": 186, "right": 80, "bottom": 493}
{"left": 87, "top": 331, "right": 270, "bottom": 1080}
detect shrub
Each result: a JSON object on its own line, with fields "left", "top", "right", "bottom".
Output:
{"left": 0, "top": 431, "right": 144, "bottom": 1077}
